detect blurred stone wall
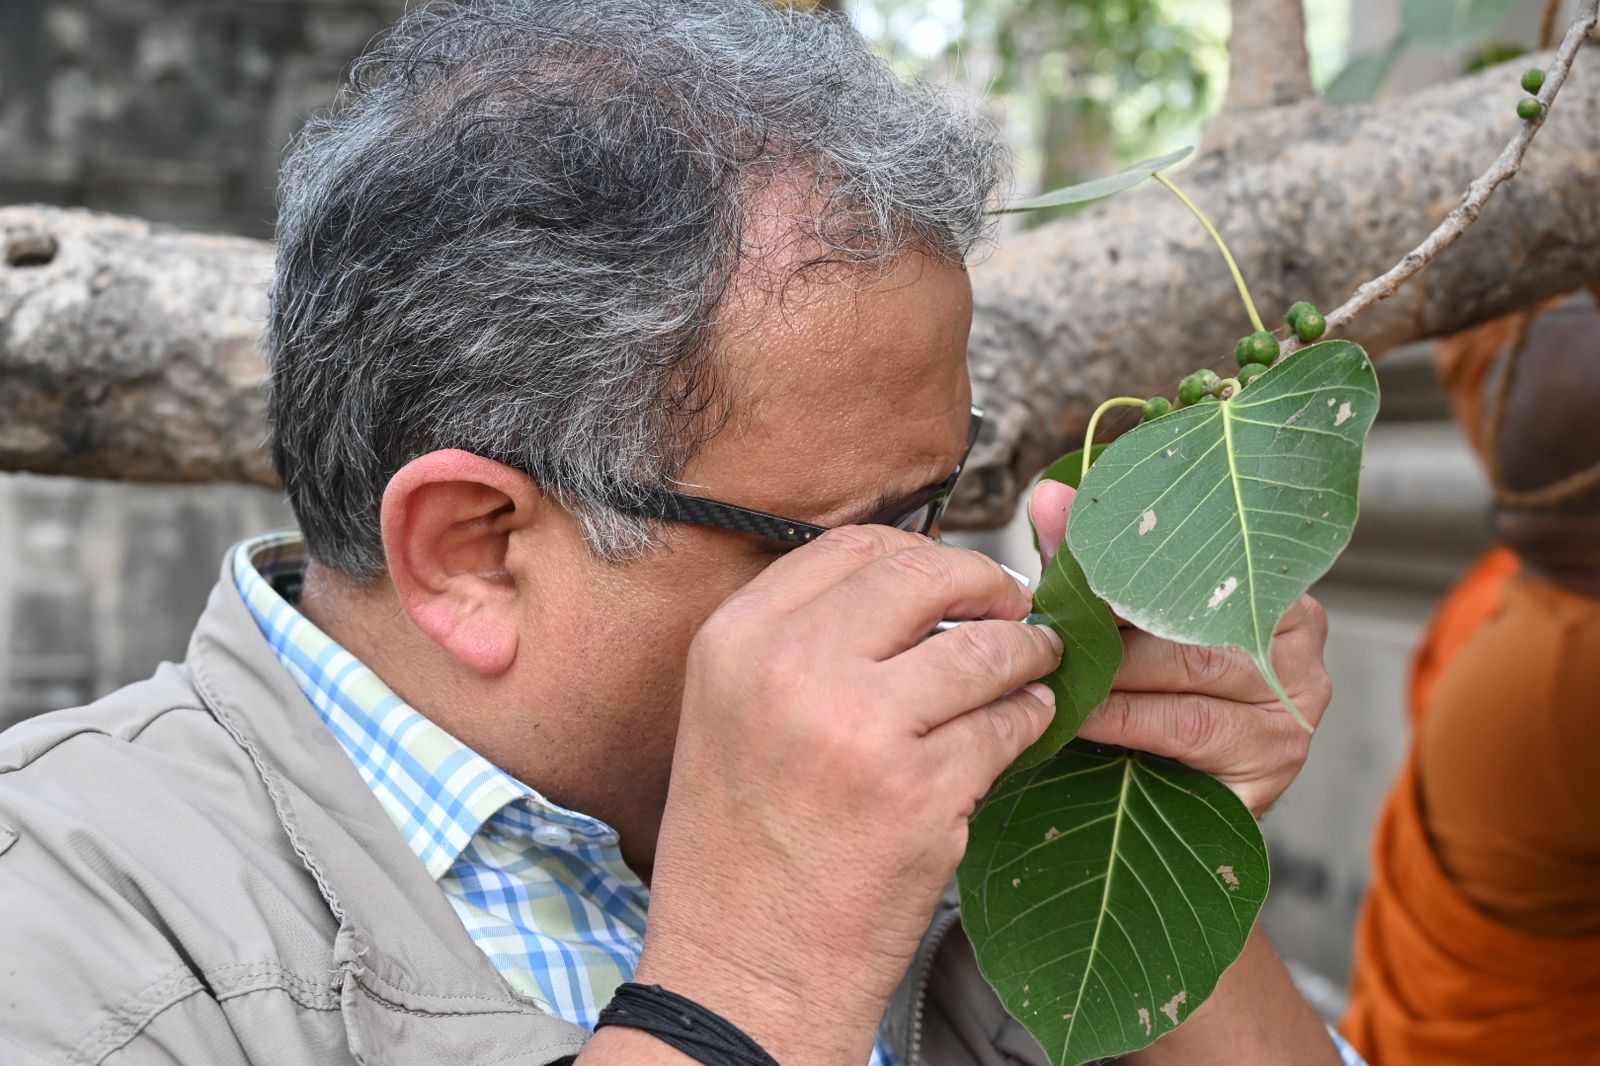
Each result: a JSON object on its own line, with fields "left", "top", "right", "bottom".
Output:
{"left": 0, "top": 0, "right": 405, "bottom": 728}
{"left": 0, "top": 476, "right": 292, "bottom": 725}
{"left": 0, "top": 0, "right": 403, "bottom": 239}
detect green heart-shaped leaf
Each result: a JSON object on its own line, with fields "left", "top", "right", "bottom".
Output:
{"left": 1015, "top": 444, "right": 1121, "bottom": 773}
{"left": 995, "top": 148, "right": 1193, "bottom": 214}
{"left": 1015, "top": 555, "right": 1122, "bottom": 773}
{"left": 960, "top": 741, "right": 1268, "bottom": 1066}
{"left": 1065, "top": 340, "right": 1379, "bottom": 728}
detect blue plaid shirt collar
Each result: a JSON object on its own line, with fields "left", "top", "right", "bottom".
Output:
{"left": 230, "top": 530, "right": 620, "bottom": 880}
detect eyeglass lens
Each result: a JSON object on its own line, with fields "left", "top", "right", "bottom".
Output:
{"left": 893, "top": 499, "right": 939, "bottom": 534}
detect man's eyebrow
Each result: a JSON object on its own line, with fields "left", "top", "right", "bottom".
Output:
{"left": 829, "top": 411, "right": 977, "bottom": 527}
{"left": 848, "top": 479, "right": 943, "bottom": 527}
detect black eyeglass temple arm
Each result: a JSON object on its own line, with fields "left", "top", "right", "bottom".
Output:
{"left": 621, "top": 487, "right": 830, "bottom": 545}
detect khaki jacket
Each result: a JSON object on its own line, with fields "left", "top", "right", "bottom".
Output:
{"left": 0, "top": 556, "right": 1047, "bottom": 1066}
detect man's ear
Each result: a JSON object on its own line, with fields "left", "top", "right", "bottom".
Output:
{"left": 381, "top": 449, "right": 543, "bottom": 677}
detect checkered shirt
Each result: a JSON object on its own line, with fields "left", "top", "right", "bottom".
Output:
{"left": 233, "top": 532, "right": 898, "bottom": 1065}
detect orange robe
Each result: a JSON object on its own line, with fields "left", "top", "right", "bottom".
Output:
{"left": 1341, "top": 547, "right": 1600, "bottom": 1062}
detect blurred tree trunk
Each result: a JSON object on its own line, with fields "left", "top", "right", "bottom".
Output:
{"left": 3, "top": 48, "right": 1598, "bottom": 525}
{"left": 1223, "top": 0, "right": 1314, "bottom": 111}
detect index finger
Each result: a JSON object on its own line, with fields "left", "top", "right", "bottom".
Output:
{"left": 720, "top": 524, "right": 931, "bottom": 616}
{"left": 1029, "top": 479, "right": 1075, "bottom": 567}
{"left": 799, "top": 541, "right": 1034, "bottom": 659}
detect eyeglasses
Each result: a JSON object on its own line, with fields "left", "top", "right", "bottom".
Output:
{"left": 613, "top": 407, "right": 983, "bottom": 546}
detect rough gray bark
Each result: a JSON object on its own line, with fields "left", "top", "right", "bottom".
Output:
{"left": 2, "top": 51, "right": 1598, "bottom": 522}
{"left": 0, "top": 209, "right": 276, "bottom": 486}
{"left": 955, "top": 46, "right": 1600, "bottom": 527}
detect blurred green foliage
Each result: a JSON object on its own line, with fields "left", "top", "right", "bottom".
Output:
{"left": 851, "top": 0, "right": 1352, "bottom": 224}
{"left": 852, "top": 0, "right": 1227, "bottom": 224}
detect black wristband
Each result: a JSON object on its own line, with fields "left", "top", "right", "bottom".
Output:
{"left": 594, "top": 982, "right": 781, "bottom": 1066}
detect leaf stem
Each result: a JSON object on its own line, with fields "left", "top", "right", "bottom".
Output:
{"left": 1082, "top": 397, "right": 1148, "bottom": 482}
{"left": 1152, "top": 172, "right": 1266, "bottom": 334}
{"left": 1216, "top": 377, "right": 1242, "bottom": 400}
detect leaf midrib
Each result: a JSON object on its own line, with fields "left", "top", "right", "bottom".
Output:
{"left": 1063, "top": 755, "right": 1134, "bottom": 1057}
{"left": 1219, "top": 399, "right": 1265, "bottom": 657}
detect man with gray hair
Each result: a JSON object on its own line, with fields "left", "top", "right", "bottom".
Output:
{"left": 0, "top": 2, "right": 1358, "bottom": 1063}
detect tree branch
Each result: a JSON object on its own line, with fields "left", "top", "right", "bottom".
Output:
{"left": 0, "top": 209, "right": 277, "bottom": 486}
{"left": 1222, "top": 0, "right": 1314, "bottom": 112}
{"left": 1280, "top": 0, "right": 1600, "bottom": 360}
{"left": 954, "top": 45, "right": 1600, "bottom": 527}
{"left": 2, "top": 43, "right": 1599, "bottom": 528}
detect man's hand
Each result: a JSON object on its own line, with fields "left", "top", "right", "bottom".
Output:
{"left": 622, "top": 526, "right": 1062, "bottom": 1066}
{"left": 1031, "top": 479, "right": 1331, "bottom": 817}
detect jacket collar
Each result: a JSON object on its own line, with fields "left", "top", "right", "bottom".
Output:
{"left": 185, "top": 551, "right": 587, "bottom": 1064}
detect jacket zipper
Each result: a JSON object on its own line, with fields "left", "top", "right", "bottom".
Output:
{"left": 907, "top": 903, "right": 963, "bottom": 1066}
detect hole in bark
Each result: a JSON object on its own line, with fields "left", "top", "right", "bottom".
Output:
{"left": 6, "top": 232, "right": 58, "bottom": 267}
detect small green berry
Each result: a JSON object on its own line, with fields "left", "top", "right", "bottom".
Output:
{"left": 1141, "top": 396, "right": 1173, "bottom": 422}
{"left": 1241, "top": 328, "right": 1280, "bottom": 364}
{"left": 1521, "top": 67, "right": 1544, "bottom": 94}
{"left": 1238, "top": 363, "right": 1269, "bottom": 388}
{"left": 1294, "top": 310, "right": 1327, "bottom": 342}
{"left": 1517, "top": 98, "right": 1545, "bottom": 121}
{"left": 1178, "top": 369, "right": 1219, "bottom": 406}
{"left": 1233, "top": 334, "right": 1274, "bottom": 367}
{"left": 1286, "top": 301, "right": 1316, "bottom": 326}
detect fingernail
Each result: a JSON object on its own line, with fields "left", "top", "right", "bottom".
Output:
{"left": 1024, "top": 682, "right": 1056, "bottom": 708}
{"left": 1001, "top": 563, "right": 1035, "bottom": 592}
{"left": 1033, "top": 622, "right": 1064, "bottom": 654}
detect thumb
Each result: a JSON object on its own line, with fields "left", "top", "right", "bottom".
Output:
{"left": 1030, "top": 480, "right": 1077, "bottom": 566}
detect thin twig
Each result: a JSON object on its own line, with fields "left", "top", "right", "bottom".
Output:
{"left": 1279, "top": 0, "right": 1600, "bottom": 359}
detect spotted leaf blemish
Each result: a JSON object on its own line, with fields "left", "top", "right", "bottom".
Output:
{"left": 1160, "top": 991, "right": 1188, "bottom": 1026}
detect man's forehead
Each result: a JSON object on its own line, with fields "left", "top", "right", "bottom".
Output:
{"left": 681, "top": 196, "right": 975, "bottom": 522}
{"left": 714, "top": 220, "right": 973, "bottom": 428}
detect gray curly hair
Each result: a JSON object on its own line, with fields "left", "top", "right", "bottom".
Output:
{"left": 267, "top": 0, "right": 1009, "bottom": 579}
